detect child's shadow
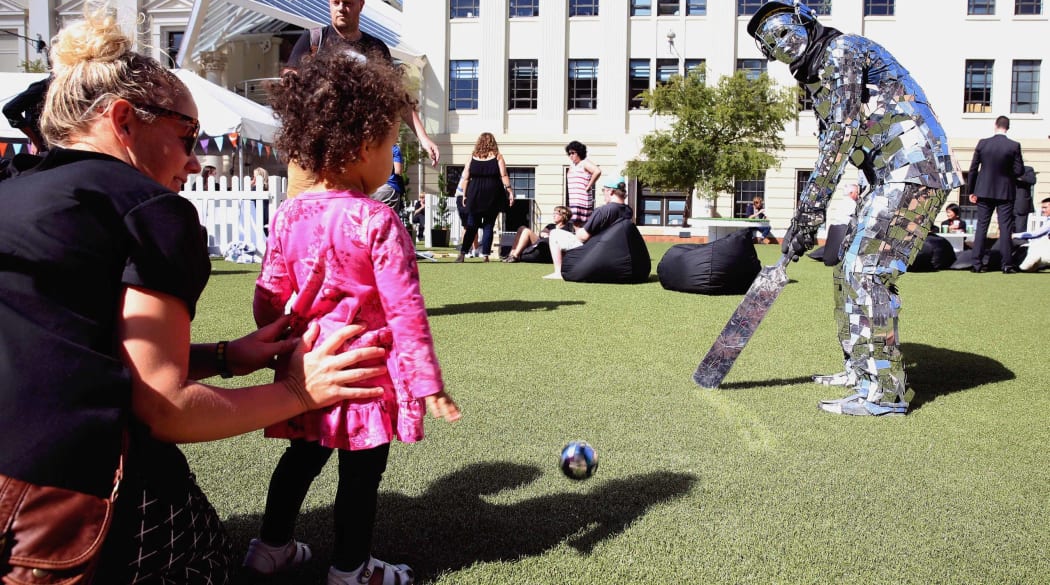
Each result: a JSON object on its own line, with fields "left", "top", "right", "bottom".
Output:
{"left": 227, "top": 461, "right": 695, "bottom": 583}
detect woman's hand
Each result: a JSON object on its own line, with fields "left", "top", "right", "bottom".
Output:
{"left": 227, "top": 315, "right": 298, "bottom": 375}
{"left": 426, "top": 390, "right": 461, "bottom": 423}
{"left": 283, "top": 323, "right": 386, "bottom": 410}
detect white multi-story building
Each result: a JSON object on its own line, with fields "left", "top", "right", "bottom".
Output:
{"left": 4, "top": 0, "right": 1047, "bottom": 238}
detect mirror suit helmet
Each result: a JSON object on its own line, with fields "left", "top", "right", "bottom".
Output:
{"left": 746, "top": 0, "right": 818, "bottom": 65}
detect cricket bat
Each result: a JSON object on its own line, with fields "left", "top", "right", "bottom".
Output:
{"left": 693, "top": 254, "right": 791, "bottom": 389}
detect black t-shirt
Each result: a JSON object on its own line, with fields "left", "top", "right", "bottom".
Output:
{"left": 0, "top": 148, "right": 211, "bottom": 497}
{"left": 286, "top": 26, "right": 392, "bottom": 70}
{"left": 582, "top": 202, "right": 634, "bottom": 236}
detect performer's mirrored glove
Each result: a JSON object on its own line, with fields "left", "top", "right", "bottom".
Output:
{"left": 781, "top": 212, "right": 822, "bottom": 262}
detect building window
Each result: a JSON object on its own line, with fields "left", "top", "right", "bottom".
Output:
{"left": 864, "top": 0, "right": 894, "bottom": 15}
{"left": 810, "top": 0, "right": 832, "bottom": 15}
{"left": 166, "top": 30, "right": 183, "bottom": 68}
{"left": 795, "top": 170, "right": 811, "bottom": 206}
{"left": 799, "top": 83, "right": 814, "bottom": 111}
{"left": 444, "top": 166, "right": 465, "bottom": 198}
{"left": 1015, "top": 0, "right": 1042, "bottom": 14}
{"left": 570, "top": 0, "right": 599, "bottom": 16}
{"left": 509, "top": 0, "right": 539, "bottom": 17}
{"left": 508, "top": 59, "right": 538, "bottom": 110}
{"left": 737, "top": 0, "right": 764, "bottom": 16}
{"left": 968, "top": 0, "right": 995, "bottom": 14}
{"left": 1012, "top": 59, "right": 1040, "bottom": 113}
{"left": 685, "top": 58, "right": 706, "bottom": 82}
{"left": 734, "top": 177, "right": 765, "bottom": 218}
{"left": 568, "top": 59, "right": 598, "bottom": 110}
{"left": 736, "top": 58, "right": 766, "bottom": 81}
{"left": 658, "top": 0, "right": 680, "bottom": 15}
{"left": 450, "top": 0, "right": 479, "bottom": 18}
{"left": 687, "top": 0, "right": 707, "bottom": 15}
{"left": 964, "top": 59, "right": 994, "bottom": 113}
{"left": 631, "top": 0, "right": 651, "bottom": 15}
{"left": 639, "top": 184, "right": 687, "bottom": 226}
{"left": 629, "top": 59, "right": 650, "bottom": 110}
{"left": 449, "top": 60, "right": 479, "bottom": 111}
{"left": 656, "top": 58, "right": 679, "bottom": 86}
{"left": 508, "top": 168, "right": 536, "bottom": 199}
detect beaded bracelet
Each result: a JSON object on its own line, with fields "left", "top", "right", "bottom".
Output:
{"left": 215, "top": 341, "right": 233, "bottom": 379}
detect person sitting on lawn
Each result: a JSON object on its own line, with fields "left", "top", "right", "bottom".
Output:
{"left": 245, "top": 49, "right": 460, "bottom": 585}
{"left": 503, "top": 205, "right": 574, "bottom": 263}
{"left": 544, "top": 176, "right": 633, "bottom": 280}
{"left": 744, "top": 195, "right": 777, "bottom": 244}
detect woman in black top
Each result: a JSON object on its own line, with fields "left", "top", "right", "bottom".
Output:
{"left": 0, "top": 13, "right": 385, "bottom": 585}
{"left": 454, "top": 132, "right": 515, "bottom": 262}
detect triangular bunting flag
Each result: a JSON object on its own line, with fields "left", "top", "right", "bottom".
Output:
{"left": 12, "top": 144, "right": 23, "bottom": 155}
{"left": 200, "top": 137, "right": 210, "bottom": 153}
{"left": 215, "top": 136, "right": 225, "bottom": 151}
{"left": 265, "top": 145, "right": 272, "bottom": 158}
{"left": 229, "top": 132, "right": 239, "bottom": 148}
{"left": 257, "top": 142, "right": 263, "bottom": 156}
{"left": 1, "top": 143, "right": 9, "bottom": 157}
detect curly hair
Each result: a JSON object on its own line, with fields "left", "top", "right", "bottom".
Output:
{"left": 565, "top": 140, "right": 587, "bottom": 159}
{"left": 41, "top": 8, "right": 187, "bottom": 147}
{"left": 270, "top": 49, "right": 415, "bottom": 176}
{"left": 472, "top": 132, "right": 499, "bottom": 158}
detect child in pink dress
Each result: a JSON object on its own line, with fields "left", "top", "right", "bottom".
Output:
{"left": 242, "top": 49, "right": 460, "bottom": 585}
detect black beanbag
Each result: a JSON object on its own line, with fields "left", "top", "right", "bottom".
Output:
{"left": 909, "top": 234, "right": 957, "bottom": 272}
{"left": 561, "top": 220, "right": 651, "bottom": 283}
{"left": 519, "top": 240, "right": 552, "bottom": 263}
{"left": 823, "top": 224, "right": 849, "bottom": 266}
{"left": 808, "top": 245, "right": 825, "bottom": 261}
{"left": 949, "top": 243, "right": 1027, "bottom": 271}
{"left": 657, "top": 229, "right": 761, "bottom": 294}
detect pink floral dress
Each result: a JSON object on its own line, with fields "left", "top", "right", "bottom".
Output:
{"left": 256, "top": 189, "right": 444, "bottom": 451}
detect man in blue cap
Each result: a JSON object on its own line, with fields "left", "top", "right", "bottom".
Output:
{"left": 545, "top": 176, "right": 633, "bottom": 279}
{"left": 747, "top": 0, "right": 962, "bottom": 415}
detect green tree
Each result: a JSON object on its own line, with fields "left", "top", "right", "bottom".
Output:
{"left": 624, "top": 67, "right": 797, "bottom": 218}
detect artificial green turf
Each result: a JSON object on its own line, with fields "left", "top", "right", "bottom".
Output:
{"left": 186, "top": 246, "right": 1050, "bottom": 584}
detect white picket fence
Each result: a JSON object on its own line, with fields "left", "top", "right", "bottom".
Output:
{"left": 179, "top": 174, "right": 287, "bottom": 260}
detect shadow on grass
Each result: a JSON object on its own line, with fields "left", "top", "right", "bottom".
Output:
{"left": 210, "top": 268, "right": 260, "bottom": 276}
{"left": 427, "top": 300, "right": 585, "bottom": 316}
{"left": 226, "top": 461, "right": 695, "bottom": 583}
{"left": 903, "top": 342, "right": 1013, "bottom": 410}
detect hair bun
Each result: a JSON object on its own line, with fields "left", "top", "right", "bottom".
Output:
{"left": 49, "top": 12, "right": 132, "bottom": 72}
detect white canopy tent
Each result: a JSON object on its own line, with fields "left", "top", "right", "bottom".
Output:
{"left": 0, "top": 72, "right": 48, "bottom": 142}
{"left": 0, "top": 70, "right": 278, "bottom": 175}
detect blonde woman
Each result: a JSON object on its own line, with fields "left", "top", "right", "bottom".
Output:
{"left": 454, "top": 132, "right": 514, "bottom": 262}
{"left": 0, "top": 11, "right": 385, "bottom": 583}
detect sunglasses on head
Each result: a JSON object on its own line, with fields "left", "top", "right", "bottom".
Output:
{"left": 134, "top": 103, "right": 200, "bottom": 156}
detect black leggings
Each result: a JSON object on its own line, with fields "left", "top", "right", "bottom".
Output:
{"left": 259, "top": 440, "right": 390, "bottom": 571}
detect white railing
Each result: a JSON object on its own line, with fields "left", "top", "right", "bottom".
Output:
{"left": 179, "top": 174, "right": 287, "bottom": 259}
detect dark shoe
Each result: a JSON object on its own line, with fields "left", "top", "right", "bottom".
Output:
{"left": 1002, "top": 266, "right": 1019, "bottom": 274}
{"left": 970, "top": 266, "right": 987, "bottom": 273}
{"left": 454, "top": 253, "right": 465, "bottom": 263}
{"left": 505, "top": 255, "right": 519, "bottom": 263}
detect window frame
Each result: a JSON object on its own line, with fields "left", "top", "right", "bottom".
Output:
{"left": 863, "top": 0, "right": 895, "bottom": 16}
{"left": 968, "top": 0, "right": 996, "bottom": 15}
{"left": 638, "top": 183, "right": 688, "bottom": 227}
{"left": 734, "top": 177, "right": 766, "bottom": 219}
{"left": 810, "top": 0, "right": 832, "bottom": 15}
{"left": 569, "top": 0, "right": 600, "bottom": 17}
{"left": 509, "top": 0, "right": 539, "bottom": 17}
{"left": 658, "top": 0, "right": 681, "bottom": 15}
{"left": 448, "top": 59, "right": 479, "bottom": 111}
{"left": 736, "top": 58, "right": 766, "bottom": 81}
{"left": 628, "top": 59, "right": 651, "bottom": 110}
{"left": 656, "top": 58, "right": 679, "bottom": 86}
{"left": 507, "top": 167, "right": 536, "bottom": 200}
{"left": 450, "top": 0, "right": 479, "bottom": 19}
{"left": 567, "top": 58, "right": 599, "bottom": 110}
{"left": 964, "top": 59, "right": 994, "bottom": 114}
{"left": 1011, "top": 59, "right": 1041, "bottom": 114}
{"left": 1015, "top": 0, "right": 1042, "bottom": 14}
{"left": 631, "top": 0, "right": 652, "bottom": 16}
{"left": 508, "top": 59, "right": 539, "bottom": 110}
{"left": 686, "top": 0, "right": 707, "bottom": 15}
{"left": 737, "top": 0, "right": 764, "bottom": 16}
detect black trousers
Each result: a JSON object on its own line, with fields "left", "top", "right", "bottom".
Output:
{"left": 260, "top": 440, "right": 390, "bottom": 571}
{"left": 460, "top": 210, "right": 499, "bottom": 255}
{"left": 971, "top": 197, "right": 1016, "bottom": 270}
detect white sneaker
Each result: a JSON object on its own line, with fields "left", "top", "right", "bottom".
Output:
{"left": 542, "top": 272, "right": 563, "bottom": 280}
{"left": 242, "top": 538, "right": 312, "bottom": 575}
{"left": 327, "top": 557, "right": 414, "bottom": 585}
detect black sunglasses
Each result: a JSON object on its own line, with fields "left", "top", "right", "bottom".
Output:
{"left": 134, "top": 103, "right": 200, "bottom": 156}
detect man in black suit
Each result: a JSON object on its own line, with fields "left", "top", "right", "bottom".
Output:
{"left": 967, "top": 115, "right": 1025, "bottom": 273}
